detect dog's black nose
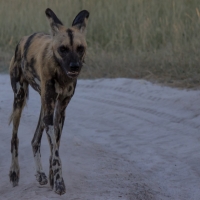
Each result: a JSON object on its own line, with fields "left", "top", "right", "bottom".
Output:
{"left": 69, "top": 62, "right": 80, "bottom": 71}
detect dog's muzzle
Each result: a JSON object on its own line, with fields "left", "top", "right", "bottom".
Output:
{"left": 67, "top": 62, "right": 80, "bottom": 78}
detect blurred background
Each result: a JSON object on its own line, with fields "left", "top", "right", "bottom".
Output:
{"left": 0, "top": 0, "right": 200, "bottom": 87}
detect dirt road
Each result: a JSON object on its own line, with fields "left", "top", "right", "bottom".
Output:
{"left": 0, "top": 75, "right": 200, "bottom": 199}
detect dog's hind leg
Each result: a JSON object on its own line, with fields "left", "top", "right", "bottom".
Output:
{"left": 31, "top": 106, "right": 48, "bottom": 185}
{"left": 9, "top": 57, "right": 29, "bottom": 186}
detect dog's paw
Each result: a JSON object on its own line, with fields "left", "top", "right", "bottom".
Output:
{"left": 54, "top": 177, "right": 66, "bottom": 195}
{"left": 35, "top": 172, "right": 48, "bottom": 185}
{"left": 9, "top": 170, "right": 19, "bottom": 187}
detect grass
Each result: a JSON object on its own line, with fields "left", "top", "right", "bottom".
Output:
{"left": 1, "top": 0, "right": 200, "bottom": 88}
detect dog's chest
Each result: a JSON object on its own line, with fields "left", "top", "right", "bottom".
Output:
{"left": 55, "top": 81, "right": 75, "bottom": 99}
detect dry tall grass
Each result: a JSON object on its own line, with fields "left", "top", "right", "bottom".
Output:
{"left": 1, "top": 0, "right": 200, "bottom": 87}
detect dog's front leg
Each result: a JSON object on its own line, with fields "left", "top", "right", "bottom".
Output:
{"left": 42, "top": 80, "right": 66, "bottom": 195}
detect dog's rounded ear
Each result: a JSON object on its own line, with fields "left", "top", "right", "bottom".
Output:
{"left": 72, "top": 10, "right": 89, "bottom": 33}
{"left": 45, "top": 8, "right": 63, "bottom": 36}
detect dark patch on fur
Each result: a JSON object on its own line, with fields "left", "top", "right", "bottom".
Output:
{"left": 52, "top": 159, "right": 60, "bottom": 166}
{"left": 47, "top": 134, "right": 53, "bottom": 152}
{"left": 32, "top": 144, "right": 39, "bottom": 156}
{"left": 56, "top": 132, "right": 61, "bottom": 144}
{"left": 68, "top": 86, "right": 72, "bottom": 92}
{"left": 9, "top": 170, "right": 19, "bottom": 184}
{"left": 24, "top": 33, "right": 38, "bottom": 59}
{"left": 62, "top": 96, "right": 71, "bottom": 106}
{"left": 12, "top": 84, "right": 27, "bottom": 111}
{"left": 32, "top": 135, "right": 42, "bottom": 156}
{"left": 10, "top": 171, "right": 16, "bottom": 179}
{"left": 56, "top": 174, "right": 60, "bottom": 180}
{"left": 43, "top": 79, "right": 57, "bottom": 126}
{"left": 62, "top": 96, "right": 70, "bottom": 102}
{"left": 32, "top": 109, "right": 44, "bottom": 156}
{"left": 45, "top": 8, "right": 63, "bottom": 36}
{"left": 72, "top": 81, "right": 77, "bottom": 96}
{"left": 10, "top": 67, "right": 21, "bottom": 94}
{"left": 45, "top": 8, "right": 63, "bottom": 25}
{"left": 29, "top": 57, "right": 36, "bottom": 71}
{"left": 66, "top": 29, "right": 73, "bottom": 46}
{"left": 30, "top": 80, "right": 41, "bottom": 94}
{"left": 56, "top": 114, "right": 65, "bottom": 144}
{"left": 11, "top": 135, "right": 18, "bottom": 157}
{"left": 55, "top": 150, "right": 59, "bottom": 157}
{"left": 52, "top": 159, "right": 57, "bottom": 166}
{"left": 53, "top": 168, "right": 59, "bottom": 175}
{"left": 43, "top": 115, "right": 53, "bottom": 126}
{"left": 14, "top": 43, "right": 21, "bottom": 63}
{"left": 72, "top": 10, "right": 89, "bottom": 28}
{"left": 35, "top": 172, "right": 47, "bottom": 184}
{"left": 56, "top": 110, "right": 65, "bottom": 145}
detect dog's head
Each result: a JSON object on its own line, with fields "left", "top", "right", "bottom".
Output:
{"left": 45, "top": 8, "right": 89, "bottom": 79}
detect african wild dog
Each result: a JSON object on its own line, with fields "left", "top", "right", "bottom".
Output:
{"left": 9, "top": 8, "right": 89, "bottom": 195}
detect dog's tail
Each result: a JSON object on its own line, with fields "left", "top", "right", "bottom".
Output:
{"left": 9, "top": 44, "right": 29, "bottom": 125}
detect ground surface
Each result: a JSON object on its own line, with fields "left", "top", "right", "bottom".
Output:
{"left": 0, "top": 75, "right": 200, "bottom": 200}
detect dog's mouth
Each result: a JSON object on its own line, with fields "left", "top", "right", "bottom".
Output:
{"left": 67, "top": 71, "right": 79, "bottom": 78}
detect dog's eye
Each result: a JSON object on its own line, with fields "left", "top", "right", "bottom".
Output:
{"left": 59, "top": 46, "right": 69, "bottom": 54}
{"left": 77, "top": 45, "right": 85, "bottom": 54}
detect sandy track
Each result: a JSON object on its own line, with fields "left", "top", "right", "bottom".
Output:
{"left": 0, "top": 75, "right": 200, "bottom": 199}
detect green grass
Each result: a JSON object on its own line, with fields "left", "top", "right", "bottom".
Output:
{"left": 1, "top": 0, "right": 200, "bottom": 87}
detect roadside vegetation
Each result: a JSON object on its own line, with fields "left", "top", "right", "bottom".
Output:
{"left": 1, "top": 0, "right": 200, "bottom": 88}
